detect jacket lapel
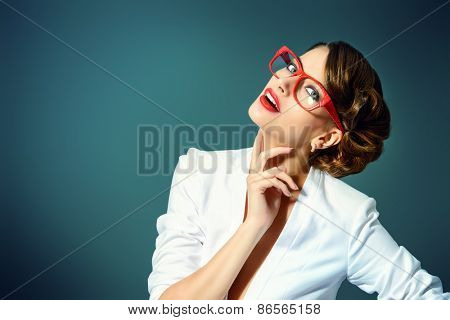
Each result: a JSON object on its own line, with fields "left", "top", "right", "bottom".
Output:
{"left": 228, "top": 147, "right": 253, "bottom": 236}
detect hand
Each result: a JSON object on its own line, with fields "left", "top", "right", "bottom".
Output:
{"left": 245, "top": 129, "right": 299, "bottom": 232}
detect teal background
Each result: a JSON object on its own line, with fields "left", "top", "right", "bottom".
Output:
{"left": 1, "top": 0, "right": 449, "bottom": 299}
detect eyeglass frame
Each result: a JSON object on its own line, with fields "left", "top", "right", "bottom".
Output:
{"left": 268, "top": 45, "right": 345, "bottom": 133}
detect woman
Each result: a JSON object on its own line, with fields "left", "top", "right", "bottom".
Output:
{"left": 148, "top": 41, "right": 449, "bottom": 300}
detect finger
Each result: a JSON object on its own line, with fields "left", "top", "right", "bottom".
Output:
{"left": 257, "top": 167, "right": 279, "bottom": 179}
{"left": 256, "top": 166, "right": 284, "bottom": 179}
{"left": 268, "top": 177, "right": 291, "bottom": 197}
{"left": 256, "top": 147, "right": 293, "bottom": 172}
{"left": 253, "top": 178, "right": 286, "bottom": 196}
{"left": 274, "top": 170, "right": 299, "bottom": 190}
{"left": 254, "top": 175, "right": 291, "bottom": 197}
{"left": 260, "top": 167, "right": 298, "bottom": 191}
{"left": 250, "top": 129, "right": 264, "bottom": 172}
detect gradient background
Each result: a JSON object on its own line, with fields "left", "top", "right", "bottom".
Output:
{"left": 1, "top": 0, "right": 449, "bottom": 299}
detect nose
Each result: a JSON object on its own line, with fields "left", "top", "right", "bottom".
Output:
{"left": 276, "top": 77, "right": 292, "bottom": 97}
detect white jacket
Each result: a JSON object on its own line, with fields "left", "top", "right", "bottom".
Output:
{"left": 148, "top": 146, "right": 449, "bottom": 300}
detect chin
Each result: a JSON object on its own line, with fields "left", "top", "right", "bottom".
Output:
{"left": 248, "top": 98, "right": 279, "bottom": 128}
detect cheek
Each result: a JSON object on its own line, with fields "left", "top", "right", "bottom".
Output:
{"left": 287, "top": 106, "right": 329, "bottom": 128}
{"left": 271, "top": 107, "right": 323, "bottom": 143}
{"left": 258, "top": 108, "right": 307, "bottom": 143}
{"left": 280, "top": 106, "right": 312, "bottom": 127}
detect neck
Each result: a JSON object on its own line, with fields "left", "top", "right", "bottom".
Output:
{"left": 263, "top": 135, "right": 311, "bottom": 192}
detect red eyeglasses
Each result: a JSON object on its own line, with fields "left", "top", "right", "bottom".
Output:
{"left": 269, "top": 45, "right": 345, "bottom": 133}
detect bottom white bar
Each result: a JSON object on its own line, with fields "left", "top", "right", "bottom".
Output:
{"left": 0, "top": 300, "right": 448, "bottom": 320}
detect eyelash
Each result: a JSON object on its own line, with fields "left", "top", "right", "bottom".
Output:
{"left": 286, "top": 63, "right": 320, "bottom": 101}
{"left": 287, "top": 62, "right": 297, "bottom": 74}
{"left": 306, "top": 87, "right": 319, "bottom": 101}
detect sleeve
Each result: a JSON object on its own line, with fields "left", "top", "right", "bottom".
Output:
{"left": 346, "top": 197, "right": 450, "bottom": 300}
{"left": 147, "top": 148, "right": 206, "bottom": 300}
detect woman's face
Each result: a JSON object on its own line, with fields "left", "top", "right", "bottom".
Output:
{"left": 248, "top": 46, "right": 340, "bottom": 149}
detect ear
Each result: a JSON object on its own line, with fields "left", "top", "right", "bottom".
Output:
{"left": 311, "top": 127, "right": 343, "bottom": 151}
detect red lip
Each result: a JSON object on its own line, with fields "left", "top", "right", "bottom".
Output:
{"left": 260, "top": 95, "right": 278, "bottom": 112}
{"left": 259, "top": 88, "right": 280, "bottom": 113}
{"left": 265, "top": 88, "right": 280, "bottom": 110}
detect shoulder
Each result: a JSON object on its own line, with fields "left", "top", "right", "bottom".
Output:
{"left": 178, "top": 146, "right": 252, "bottom": 175}
{"left": 171, "top": 147, "right": 250, "bottom": 214}
{"left": 321, "top": 171, "right": 371, "bottom": 208}
{"left": 317, "top": 169, "right": 378, "bottom": 229}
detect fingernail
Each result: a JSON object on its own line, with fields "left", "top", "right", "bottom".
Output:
{"left": 294, "top": 184, "right": 299, "bottom": 190}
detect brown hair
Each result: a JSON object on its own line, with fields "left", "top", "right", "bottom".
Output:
{"left": 306, "top": 40, "right": 391, "bottom": 178}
